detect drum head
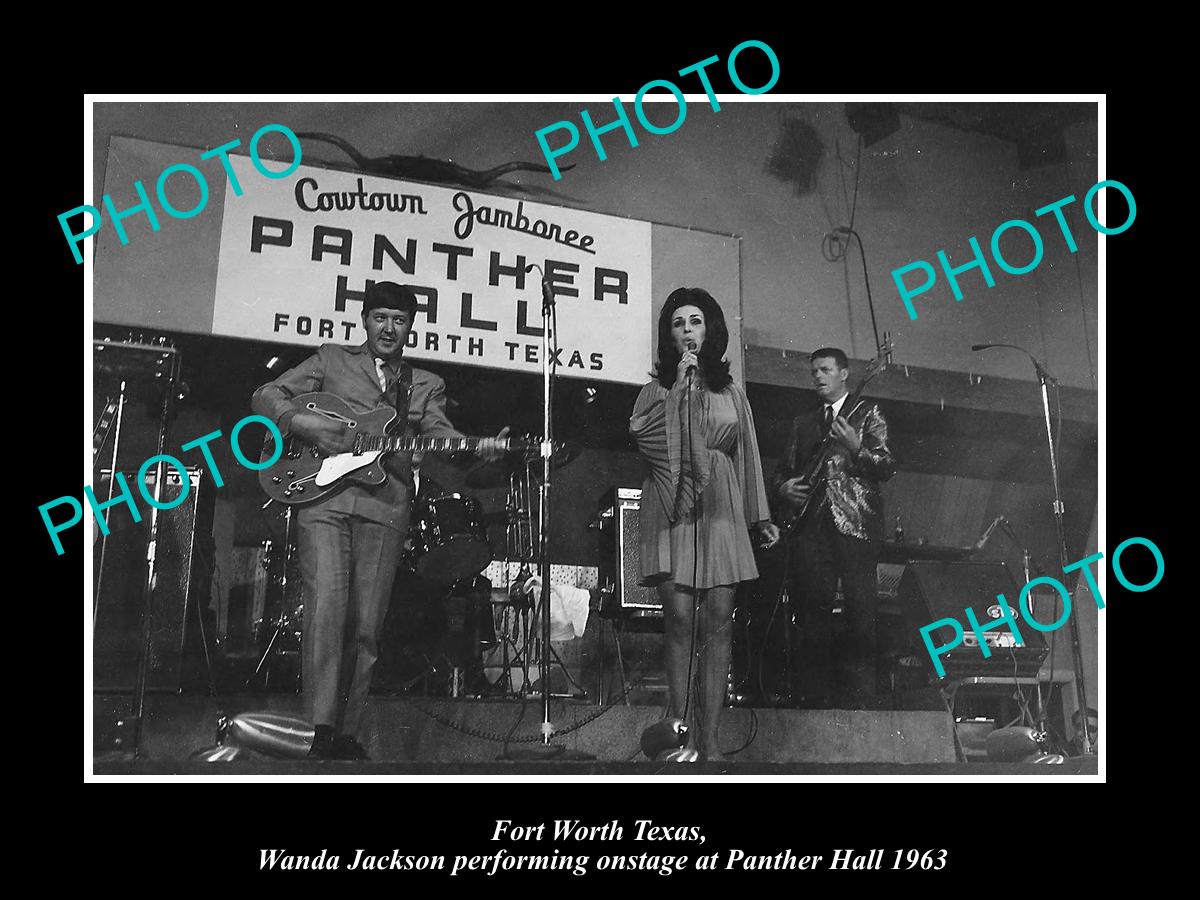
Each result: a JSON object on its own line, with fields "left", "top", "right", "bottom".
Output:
{"left": 411, "top": 493, "right": 492, "bottom": 584}
{"left": 416, "top": 540, "right": 493, "bottom": 584}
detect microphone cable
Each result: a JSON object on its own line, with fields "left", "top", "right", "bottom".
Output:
{"left": 682, "top": 364, "right": 702, "bottom": 728}
{"left": 756, "top": 536, "right": 792, "bottom": 704}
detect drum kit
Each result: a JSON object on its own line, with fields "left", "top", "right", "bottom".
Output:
{"left": 249, "top": 441, "right": 581, "bottom": 698}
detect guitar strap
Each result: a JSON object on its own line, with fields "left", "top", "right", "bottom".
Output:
{"left": 389, "top": 360, "right": 418, "bottom": 492}
{"left": 395, "top": 360, "right": 414, "bottom": 435}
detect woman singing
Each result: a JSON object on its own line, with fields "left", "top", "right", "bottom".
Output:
{"left": 629, "top": 287, "right": 780, "bottom": 761}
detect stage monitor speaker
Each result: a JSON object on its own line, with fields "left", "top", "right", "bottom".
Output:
{"left": 93, "top": 466, "right": 215, "bottom": 692}
{"left": 898, "top": 561, "right": 1048, "bottom": 678}
{"left": 597, "top": 488, "right": 662, "bottom": 623}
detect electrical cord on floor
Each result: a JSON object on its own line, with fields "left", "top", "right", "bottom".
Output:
{"left": 501, "top": 695, "right": 529, "bottom": 758}
{"left": 404, "top": 658, "right": 663, "bottom": 745}
{"left": 723, "top": 707, "right": 758, "bottom": 757}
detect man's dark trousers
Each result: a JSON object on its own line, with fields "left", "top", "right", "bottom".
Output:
{"left": 790, "top": 513, "right": 879, "bottom": 708}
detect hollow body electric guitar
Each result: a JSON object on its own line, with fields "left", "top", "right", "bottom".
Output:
{"left": 258, "top": 392, "right": 530, "bottom": 505}
{"left": 783, "top": 340, "right": 892, "bottom": 535}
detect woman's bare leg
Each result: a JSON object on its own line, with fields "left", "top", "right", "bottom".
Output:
{"left": 696, "top": 585, "right": 736, "bottom": 758}
{"left": 659, "top": 582, "right": 698, "bottom": 728}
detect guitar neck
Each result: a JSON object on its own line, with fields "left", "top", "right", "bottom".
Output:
{"left": 355, "top": 434, "right": 504, "bottom": 454}
{"left": 800, "top": 381, "right": 876, "bottom": 479}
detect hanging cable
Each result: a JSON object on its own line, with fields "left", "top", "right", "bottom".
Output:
{"left": 848, "top": 134, "right": 862, "bottom": 236}
{"left": 823, "top": 135, "right": 883, "bottom": 357}
{"left": 1073, "top": 248, "right": 1097, "bottom": 390}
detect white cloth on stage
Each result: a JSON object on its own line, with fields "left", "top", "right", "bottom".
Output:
{"left": 519, "top": 577, "right": 590, "bottom": 641}
{"left": 481, "top": 579, "right": 592, "bottom": 688}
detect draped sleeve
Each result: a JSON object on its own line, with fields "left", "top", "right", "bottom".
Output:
{"left": 730, "top": 381, "right": 772, "bottom": 526}
{"left": 629, "top": 380, "right": 711, "bottom": 523}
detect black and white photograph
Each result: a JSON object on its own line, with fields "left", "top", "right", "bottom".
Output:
{"left": 73, "top": 84, "right": 1121, "bottom": 789}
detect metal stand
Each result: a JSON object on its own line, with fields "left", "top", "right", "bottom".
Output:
{"left": 500, "top": 270, "right": 593, "bottom": 760}
{"left": 248, "top": 503, "right": 301, "bottom": 690}
{"left": 973, "top": 514, "right": 1048, "bottom": 731}
{"left": 598, "top": 618, "right": 632, "bottom": 708}
{"left": 489, "top": 593, "right": 532, "bottom": 698}
{"left": 974, "top": 343, "right": 1093, "bottom": 754}
{"left": 129, "top": 351, "right": 181, "bottom": 759}
{"left": 500, "top": 476, "right": 536, "bottom": 697}
{"left": 93, "top": 381, "right": 128, "bottom": 626}
{"left": 531, "top": 590, "right": 589, "bottom": 699}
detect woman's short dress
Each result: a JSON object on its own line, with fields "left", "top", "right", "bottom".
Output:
{"left": 629, "top": 379, "right": 771, "bottom": 589}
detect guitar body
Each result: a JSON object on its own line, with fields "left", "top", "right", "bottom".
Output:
{"left": 782, "top": 481, "right": 827, "bottom": 538}
{"left": 259, "top": 392, "right": 400, "bottom": 505}
{"left": 784, "top": 481, "right": 822, "bottom": 536}
{"left": 779, "top": 423, "right": 827, "bottom": 535}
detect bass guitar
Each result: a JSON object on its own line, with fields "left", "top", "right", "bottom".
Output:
{"left": 782, "top": 339, "right": 892, "bottom": 534}
{"left": 258, "top": 392, "right": 535, "bottom": 505}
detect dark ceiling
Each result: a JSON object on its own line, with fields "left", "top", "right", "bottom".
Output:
{"left": 900, "top": 101, "right": 1094, "bottom": 142}
{"left": 898, "top": 101, "right": 1095, "bottom": 168}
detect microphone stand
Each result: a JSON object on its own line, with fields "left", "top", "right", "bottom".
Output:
{"left": 500, "top": 270, "right": 593, "bottom": 761}
{"left": 998, "top": 517, "right": 1050, "bottom": 733}
{"left": 973, "top": 343, "right": 1093, "bottom": 754}
{"left": 94, "top": 380, "right": 128, "bottom": 626}
{"left": 130, "top": 345, "right": 182, "bottom": 758}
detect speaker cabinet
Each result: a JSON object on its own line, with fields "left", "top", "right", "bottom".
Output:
{"left": 93, "top": 467, "right": 215, "bottom": 692}
{"left": 597, "top": 488, "right": 662, "bottom": 624}
{"left": 898, "top": 561, "right": 1048, "bottom": 678}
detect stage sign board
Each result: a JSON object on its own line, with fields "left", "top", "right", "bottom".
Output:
{"left": 211, "top": 156, "right": 652, "bottom": 384}
{"left": 95, "top": 137, "right": 742, "bottom": 386}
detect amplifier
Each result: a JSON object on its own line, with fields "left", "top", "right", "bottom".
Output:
{"left": 93, "top": 466, "right": 215, "bottom": 692}
{"left": 93, "top": 336, "right": 180, "bottom": 384}
{"left": 596, "top": 488, "right": 663, "bottom": 622}
{"left": 898, "top": 561, "right": 1048, "bottom": 678}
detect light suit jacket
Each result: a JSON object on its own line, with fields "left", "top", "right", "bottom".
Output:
{"left": 251, "top": 342, "right": 462, "bottom": 531}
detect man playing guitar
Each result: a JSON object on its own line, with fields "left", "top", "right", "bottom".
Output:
{"left": 251, "top": 281, "right": 507, "bottom": 759}
{"left": 771, "top": 347, "right": 895, "bottom": 710}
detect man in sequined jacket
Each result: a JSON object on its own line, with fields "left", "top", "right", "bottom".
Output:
{"left": 771, "top": 347, "right": 895, "bottom": 708}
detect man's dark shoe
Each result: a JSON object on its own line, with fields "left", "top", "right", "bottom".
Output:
{"left": 332, "top": 734, "right": 370, "bottom": 761}
{"left": 308, "top": 725, "right": 334, "bottom": 759}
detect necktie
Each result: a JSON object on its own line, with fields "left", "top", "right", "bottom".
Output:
{"left": 823, "top": 405, "right": 834, "bottom": 434}
{"left": 375, "top": 357, "right": 391, "bottom": 393}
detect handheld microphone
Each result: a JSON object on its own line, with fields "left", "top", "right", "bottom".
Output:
{"left": 526, "top": 263, "right": 555, "bottom": 311}
{"left": 685, "top": 339, "right": 697, "bottom": 382}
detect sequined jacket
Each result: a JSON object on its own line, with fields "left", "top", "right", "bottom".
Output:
{"left": 771, "top": 400, "right": 895, "bottom": 542}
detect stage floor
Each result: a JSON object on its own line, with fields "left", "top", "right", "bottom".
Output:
{"left": 92, "top": 692, "right": 1097, "bottom": 775}
{"left": 95, "top": 759, "right": 1097, "bottom": 775}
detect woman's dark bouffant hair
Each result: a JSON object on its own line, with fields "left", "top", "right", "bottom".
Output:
{"left": 653, "top": 287, "right": 732, "bottom": 391}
